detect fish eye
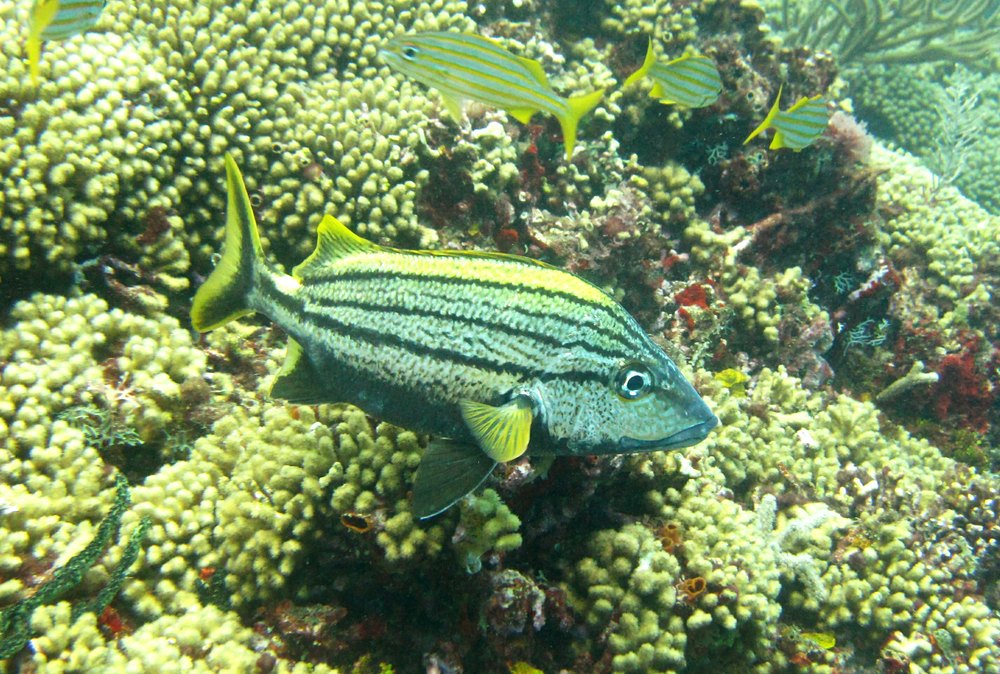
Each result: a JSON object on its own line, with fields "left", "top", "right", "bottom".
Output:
{"left": 615, "top": 364, "right": 652, "bottom": 400}
{"left": 402, "top": 45, "right": 419, "bottom": 60}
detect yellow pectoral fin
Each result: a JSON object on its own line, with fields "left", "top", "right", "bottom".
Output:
{"left": 440, "top": 93, "right": 464, "bottom": 121}
{"left": 507, "top": 107, "right": 536, "bottom": 124}
{"left": 459, "top": 397, "right": 533, "bottom": 463}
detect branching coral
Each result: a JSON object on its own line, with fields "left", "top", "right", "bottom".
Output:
{"left": 772, "top": 0, "right": 1000, "bottom": 68}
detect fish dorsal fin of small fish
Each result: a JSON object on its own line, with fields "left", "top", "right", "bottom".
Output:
{"left": 516, "top": 55, "right": 550, "bottom": 88}
{"left": 270, "top": 338, "right": 330, "bottom": 404}
{"left": 292, "top": 214, "right": 381, "bottom": 280}
{"left": 412, "top": 439, "right": 497, "bottom": 519}
{"left": 459, "top": 396, "right": 533, "bottom": 463}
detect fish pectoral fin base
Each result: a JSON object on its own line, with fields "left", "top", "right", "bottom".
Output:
{"left": 269, "top": 339, "right": 330, "bottom": 404}
{"left": 412, "top": 440, "right": 497, "bottom": 519}
{"left": 459, "top": 397, "right": 532, "bottom": 463}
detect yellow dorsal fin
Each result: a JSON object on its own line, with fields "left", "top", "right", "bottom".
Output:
{"left": 459, "top": 397, "right": 533, "bottom": 463}
{"left": 623, "top": 38, "right": 656, "bottom": 88}
{"left": 517, "top": 55, "right": 550, "bottom": 87}
{"left": 744, "top": 84, "right": 783, "bottom": 144}
{"left": 292, "top": 214, "right": 381, "bottom": 280}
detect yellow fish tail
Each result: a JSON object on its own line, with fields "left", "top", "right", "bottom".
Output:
{"left": 623, "top": 38, "right": 656, "bottom": 88}
{"left": 744, "top": 84, "right": 783, "bottom": 144}
{"left": 560, "top": 88, "right": 604, "bottom": 159}
{"left": 191, "top": 154, "right": 267, "bottom": 332}
{"left": 27, "top": 37, "right": 41, "bottom": 86}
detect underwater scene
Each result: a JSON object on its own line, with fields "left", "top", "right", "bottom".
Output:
{"left": 0, "top": 0, "right": 998, "bottom": 672}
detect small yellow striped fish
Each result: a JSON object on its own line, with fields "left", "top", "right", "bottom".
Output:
{"left": 380, "top": 32, "right": 605, "bottom": 159}
{"left": 744, "top": 85, "right": 829, "bottom": 151}
{"left": 192, "top": 155, "right": 718, "bottom": 517}
{"left": 625, "top": 41, "right": 721, "bottom": 108}
{"left": 26, "top": 0, "right": 106, "bottom": 85}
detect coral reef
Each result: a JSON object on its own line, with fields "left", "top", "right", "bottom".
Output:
{"left": 0, "top": 0, "right": 998, "bottom": 672}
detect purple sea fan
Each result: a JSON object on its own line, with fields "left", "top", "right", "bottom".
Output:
{"left": 827, "top": 110, "right": 873, "bottom": 164}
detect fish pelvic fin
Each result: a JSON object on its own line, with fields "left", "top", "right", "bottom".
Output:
{"left": 27, "top": 0, "right": 58, "bottom": 85}
{"left": 292, "top": 213, "right": 382, "bottom": 280}
{"left": 190, "top": 153, "right": 266, "bottom": 332}
{"left": 412, "top": 439, "right": 497, "bottom": 519}
{"left": 459, "top": 396, "right": 533, "bottom": 463}
{"left": 559, "top": 88, "right": 604, "bottom": 159}
{"left": 623, "top": 37, "right": 656, "bottom": 89}
{"left": 744, "top": 83, "right": 783, "bottom": 145}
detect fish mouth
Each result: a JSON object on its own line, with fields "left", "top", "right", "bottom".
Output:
{"left": 619, "top": 413, "right": 720, "bottom": 452}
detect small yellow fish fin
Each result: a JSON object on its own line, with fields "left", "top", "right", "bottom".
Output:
{"left": 623, "top": 37, "right": 656, "bottom": 88}
{"left": 270, "top": 338, "right": 330, "bottom": 404}
{"left": 744, "top": 83, "right": 783, "bottom": 144}
{"left": 800, "top": 631, "right": 836, "bottom": 650}
{"left": 509, "top": 663, "right": 544, "bottom": 674}
{"left": 650, "top": 82, "right": 668, "bottom": 100}
{"left": 191, "top": 154, "right": 266, "bottom": 332}
{"left": 460, "top": 396, "right": 533, "bottom": 463}
{"left": 559, "top": 88, "right": 604, "bottom": 159}
{"left": 507, "top": 107, "right": 536, "bottom": 124}
{"left": 440, "top": 93, "right": 464, "bottom": 121}
{"left": 516, "top": 55, "right": 550, "bottom": 87}
{"left": 769, "top": 130, "right": 786, "bottom": 150}
{"left": 412, "top": 439, "right": 497, "bottom": 519}
{"left": 292, "top": 214, "right": 382, "bottom": 280}
{"left": 27, "top": 37, "right": 42, "bottom": 86}
{"left": 785, "top": 95, "right": 814, "bottom": 114}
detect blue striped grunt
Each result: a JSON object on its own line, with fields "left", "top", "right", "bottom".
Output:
{"left": 625, "top": 41, "right": 721, "bottom": 108}
{"left": 26, "top": 0, "right": 106, "bottom": 85}
{"left": 192, "top": 155, "right": 718, "bottom": 517}
{"left": 380, "top": 32, "right": 605, "bottom": 160}
{"left": 744, "top": 85, "right": 829, "bottom": 151}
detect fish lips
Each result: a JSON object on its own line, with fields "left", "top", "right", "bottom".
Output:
{"left": 618, "top": 413, "right": 720, "bottom": 453}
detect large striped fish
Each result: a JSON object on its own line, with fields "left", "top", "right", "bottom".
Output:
{"left": 192, "top": 155, "right": 718, "bottom": 517}
{"left": 625, "top": 41, "right": 721, "bottom": 109}
{"left": 26, "top": 0, "right": 106, "bottom": 85}
{"left": 744, "top": 85, "right": 829, "bottom": 151}
{"left": 380, "top": 32, "right": 605, "bottom": 160}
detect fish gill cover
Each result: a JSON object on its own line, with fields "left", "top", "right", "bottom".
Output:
{"left": 0, "top": 1, "right": 998, "bottom": 673}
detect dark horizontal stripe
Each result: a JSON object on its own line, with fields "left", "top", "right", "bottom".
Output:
{"left": 306, "top": 281, "right": 636, "bottom": 355}
{"left": 317, "top": 296, "right": 625, "bottom": 362}
{"left": 304, "top": 266, "right": 650, "bottom": 346}
{"left": 260, "top": 275, "right": 608, "bottom": 385}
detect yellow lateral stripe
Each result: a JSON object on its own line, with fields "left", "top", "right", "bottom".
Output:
{"left": 335, "top": 250, "right": 615, "bottom": 306}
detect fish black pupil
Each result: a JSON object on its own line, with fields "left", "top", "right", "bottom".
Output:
{"left": 403, "top": 46, "right": 418, "bottom": 59}
{"left": 622, "top": 371, "right": 647, "bottom": 396}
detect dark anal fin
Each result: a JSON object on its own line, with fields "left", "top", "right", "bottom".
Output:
{"left": 412, "top": 440, "right": 497, "bottom": 519}
{"left": 270, "top": 339, "right": 330, "bottom": 404}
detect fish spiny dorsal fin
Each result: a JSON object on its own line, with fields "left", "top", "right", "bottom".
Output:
{"left": 292, "top": 214, "right": 382, "bottom": 280}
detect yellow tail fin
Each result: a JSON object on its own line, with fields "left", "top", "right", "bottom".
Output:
{"left": 744, "top": 84, "right": 783, "bottom": 144}
{"left": 560, "top": 88, "right": 605, "bottom": 159}
{"left": 190, "top": 154, "right": 266, "bottom": 332}
{"left": 623, "top": 38, "right": 656, "bottom": 89}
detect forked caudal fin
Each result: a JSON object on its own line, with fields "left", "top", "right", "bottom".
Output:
{"left": 558, "top": 88, "right": 605, "bottom": 160}
{"left": 190, "top": 153, "right": 266, "bottom": 333}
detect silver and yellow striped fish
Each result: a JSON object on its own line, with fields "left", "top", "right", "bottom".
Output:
{"left": 380, "top": 32, "right": 605, "bottom": 159}
{"left": 192, "top": 155, "right": 718, "bottom": 517}
{"left": 744, "top": 85, "right": 829, "bottom": 151}
{"left": 625, "top": 41, "right": 721, "bottom": 109}
{"left": 26, "top": 0, "right": 106, "bottom": 85}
